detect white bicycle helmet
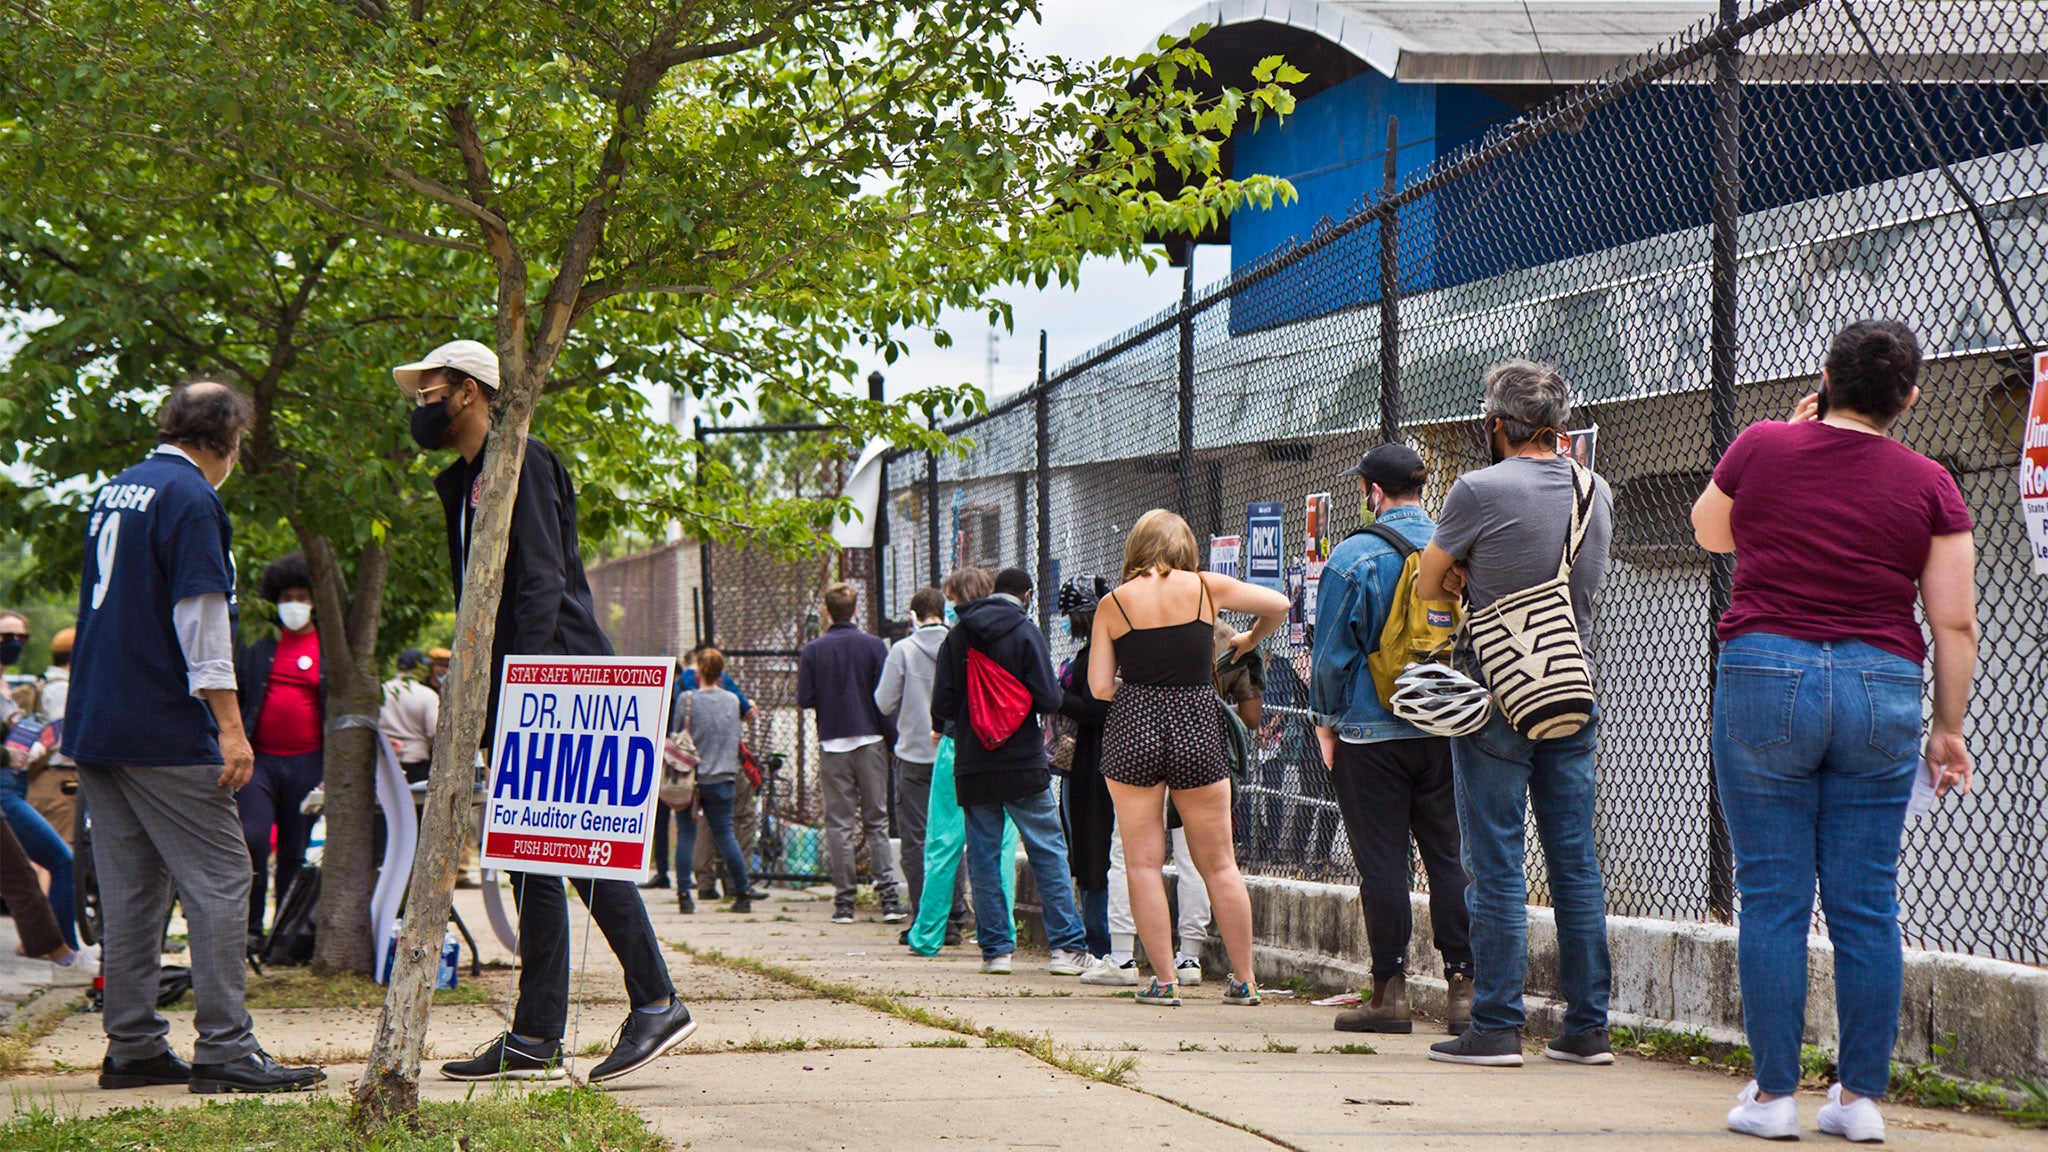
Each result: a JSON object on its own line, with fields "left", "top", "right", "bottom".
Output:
{"left": 1390, "top": 662, "right": 1492, "bottom": 737}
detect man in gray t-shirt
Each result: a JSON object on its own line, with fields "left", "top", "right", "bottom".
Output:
{"left": 1414, "top": 359, "right": 1617, "bottom": 1070}
{"left": 1431, "top": 455, "right": 1613, "bottom": 645}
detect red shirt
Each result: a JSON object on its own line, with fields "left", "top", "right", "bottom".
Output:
{"left": 1713, "top": 420, "right": 1972, "bottom": 664}
{"left": 252, "top": 629, "right": 324, "bottom": 756}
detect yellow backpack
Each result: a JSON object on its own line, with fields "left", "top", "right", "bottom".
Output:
{"left": 1359, "top": 524, "right": 1461, "bottom": 709}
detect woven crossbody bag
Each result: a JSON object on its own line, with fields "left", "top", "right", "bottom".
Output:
{"left": 1464, "top": 462, "right": 1597, "bottom": 740}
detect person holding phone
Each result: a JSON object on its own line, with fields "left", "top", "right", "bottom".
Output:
{"left": 1691, "top": 320, "right": 1978, "bottom": 1143}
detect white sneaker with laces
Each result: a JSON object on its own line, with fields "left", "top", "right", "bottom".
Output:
{"left": 1817, "top": 1084, "right": 1884, "bottom": 1143}
{"left": 980, "top": 954, "right": 1013, "bottom": 975}
{"left": 1079, "top": 956, "right": 1139, "bottom": 986}
{"left": 1175, "top": 957, "right": 1204, "bottom": 986}
{"left": 1047, "top": 948, "right": 1089, "bottom": 976}
{"left": 1727, "top": 1081, "right": 1801, "bottom": 1141}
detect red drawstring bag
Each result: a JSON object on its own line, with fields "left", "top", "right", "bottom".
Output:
{"left": 966, "top": 647, "right": 1033, "bottom": 750}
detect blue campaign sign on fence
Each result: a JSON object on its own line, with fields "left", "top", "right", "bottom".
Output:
{"left": 1245, "top": 502, "right": 1284, "bottom": 592}
{"left": 480, "top": 656, "right": 676, "bottom": 881}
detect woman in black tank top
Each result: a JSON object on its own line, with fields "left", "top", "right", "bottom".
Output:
{"left": 1090, "top": 510, "right": 1290, "bottom": 1007}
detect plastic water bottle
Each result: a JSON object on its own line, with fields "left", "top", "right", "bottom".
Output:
{"left": 437, "top": 929, "right": 460, "bottom": 991}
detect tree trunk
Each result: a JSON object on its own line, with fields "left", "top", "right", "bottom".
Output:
{"left": 352, "top": 377, "right": 540, "bottom": 1128}
{"left": 302, "top": 536, "right": 388, "bottom": 976}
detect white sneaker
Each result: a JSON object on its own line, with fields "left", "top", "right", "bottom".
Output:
{"left": 1175, "top": 957, "right": 1204, "bottom": 987}
{"left": 1048, "top": 948, "right": 1089, "bottom": 976}
{"left": 1079, "top": 956, "right": 1139, "bottom": 986}
{"left": 1818, "top": 1084, "right": 1885, "bottom": 1143}
{"left": 1727, "top": 1081, "right": 1801, "bottom": 1141}
{"left": 980, "top": 954, "right": 1013, "bottom": 975}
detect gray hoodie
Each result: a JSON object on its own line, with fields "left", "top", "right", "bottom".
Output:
{"left": 874, "top": 622, "right": 946, "bottom": 764}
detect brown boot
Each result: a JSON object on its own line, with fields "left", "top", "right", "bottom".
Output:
{"left": 1334, "top": 972, "right": 1413, "bottom": 1034}
{"left": 1446, "top": 973, "right": 1474, "bottom": 1035}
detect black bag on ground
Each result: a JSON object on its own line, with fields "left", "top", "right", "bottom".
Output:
{"left": 261, "top": 865, "right": 320, "bottom": 967}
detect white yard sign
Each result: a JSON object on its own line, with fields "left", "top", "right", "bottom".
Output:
{"left": 480, "top": 656, "right": 675, "bottom": 881}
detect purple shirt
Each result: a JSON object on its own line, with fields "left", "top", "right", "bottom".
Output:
{"left": 1713, "top": 420, "right": 1972, "bottom": 664}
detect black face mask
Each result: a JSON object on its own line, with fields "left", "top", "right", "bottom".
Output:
{"left": 409, "top": 398, "right": 457, "bottom": 451}
{"left": 0, "top": 638, "right": 22, "bottom": 666}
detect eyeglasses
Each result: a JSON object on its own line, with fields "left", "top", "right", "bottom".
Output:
{"left": 412, "top": 379, "right": 453, "bottom": 407}
{"left": 0, "top": 631, "right": 28, "bottom": 643}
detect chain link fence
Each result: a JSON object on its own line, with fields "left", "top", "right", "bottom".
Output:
{"left": 710, "top": 0, "right": 2046, "bottom": 961}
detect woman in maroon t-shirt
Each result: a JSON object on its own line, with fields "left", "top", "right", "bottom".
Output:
{"left": 1690, "top": 321, "right": 1978, "bottom": 1143}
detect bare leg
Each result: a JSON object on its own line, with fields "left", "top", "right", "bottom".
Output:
{"left": 1171, "top": 779, "right": 1254, "bottom": 986}
{"left": 1105, "top": 779, "right": 1174, "bottom": 982}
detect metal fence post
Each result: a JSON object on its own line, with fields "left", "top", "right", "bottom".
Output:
{"left": 926, "top": 413, "right": 941, "bottom": 588}
{"left": 868, "top": 371, "right": 888, "bottom": 629}
{"left": 1035, "top": 330, "right": 1052, "bottom": 635}
{"left": 1177, "top": 261, "right": 1195, "bottom": 517}
{"left": 694, "top": 416, "right": 716, "bottom": 647}
{"left": 1379, "top": 116, "right": 1402, "bottom": 444}
{"left": 1703, "top": 0, "right": 1742, "bottom": 924}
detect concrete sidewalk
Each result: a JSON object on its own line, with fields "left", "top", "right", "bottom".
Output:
{"left": 3, "top": 882, "right": 2041, "bottom": 1150}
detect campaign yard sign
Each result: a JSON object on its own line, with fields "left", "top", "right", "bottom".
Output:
{"left": 481, "top": 656, "right": 675, "bottom": 881}
{"left": 1245, "top": 502, "right": 1285, "bottom": 593}
{"left": 2023, "top": 352, "right": 2048, "bottom": 576}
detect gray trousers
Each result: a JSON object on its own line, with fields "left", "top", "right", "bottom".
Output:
{"left": 821, "top": 741, "right": 899, "bottom": 906}
{"left": 893, "top": 756, "right": 966, "bottom": 929}
{"left": 79, "top": 763, "right": 259, "bottom": 1064}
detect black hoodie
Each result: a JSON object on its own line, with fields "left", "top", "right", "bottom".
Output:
{"left": 929, "top": 594, "right": 1063, "bottom": 807}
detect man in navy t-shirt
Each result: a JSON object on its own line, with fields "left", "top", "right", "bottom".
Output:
{"left": 395, "top": 339, "right": 692, "bottom": 1084}
{"left": 63, "top": 381, "right": 323, "bottom": 1096}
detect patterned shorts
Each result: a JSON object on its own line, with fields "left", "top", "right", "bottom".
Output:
{"left": 1100, "top": 683, "right": 1232, "bottom": 791}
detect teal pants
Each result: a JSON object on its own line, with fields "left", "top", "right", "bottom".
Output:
{"left": 908, "top": 737, "right": 1017, "bottom": 954}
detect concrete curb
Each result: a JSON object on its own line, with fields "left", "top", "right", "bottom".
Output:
{"left": 1018, "top": 868, "right": 2048, "bottom": 1083}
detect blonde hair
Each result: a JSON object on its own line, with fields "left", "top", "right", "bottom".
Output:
{"left": 1122, "top": 509, "right": 1200, "bottom": 581}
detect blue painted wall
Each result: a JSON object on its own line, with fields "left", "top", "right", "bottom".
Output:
{"left": 1228, "top": 69, "right": 2047, "bottom": 335}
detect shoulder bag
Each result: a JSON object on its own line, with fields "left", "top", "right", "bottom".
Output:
{"left": 1463, "top": 463, "right": 1597, "bottom": 740}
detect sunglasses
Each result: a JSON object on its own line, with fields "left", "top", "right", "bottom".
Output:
{"left": 0, "top": 631, "right": 28, "bottom": 643}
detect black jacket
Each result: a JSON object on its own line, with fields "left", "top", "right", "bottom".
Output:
{"left": 434, "top": 435, "right": 611, "bottom": 734}
{"left": 1057, "top": 640, "right": 1114, "bottom": 891}
{"left": 929, "top": 595, "right": 1061, "bottom": 807}
{"left": 236, "top": 632, "right": 328, "bottom": 745}
{"left": 797, "top": 622, "right": 895, "bottom": 746}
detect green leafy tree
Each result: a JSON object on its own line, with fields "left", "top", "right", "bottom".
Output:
{"left": 3, "top": 0, "right": 1295, "bottom": 1122}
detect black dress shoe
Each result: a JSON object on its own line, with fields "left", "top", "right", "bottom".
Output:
{"left": 189, "top": 1049, "right": 326, "bottom": 1094}
{"left": 742, "top": 886, "right": 770, "bottom": 901}
{"left": 943, "top": 926, "right": 964, "bottom": 947}
{"left": 101, "top": 1049, "right": 192, "bottom": 1089}
{"left": 440, "top": 1033, "right": 565, "bottom": 1082}
{"left": 588, "top": 998, "right": 697, "bottom": 1083}
{"left": 639, "top": 875, "right": 671, "bottom": 890}
{"left": 697, "top": 885, "right": 720, "bottom": 900}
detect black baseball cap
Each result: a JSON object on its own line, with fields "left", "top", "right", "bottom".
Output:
{"left": 1344, "top": 443, "right": 1427, "bottom": 490}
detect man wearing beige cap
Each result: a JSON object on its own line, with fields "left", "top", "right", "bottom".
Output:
{"left": 395, "top": 340, "right": 695, "bottom": 1084}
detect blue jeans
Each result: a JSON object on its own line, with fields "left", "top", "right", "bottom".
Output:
{"left": 962, "top": 784, "right": 1087, "bottom": 960}
{"left": 1714, "top": 634, "right": 1920, "bottom": 1099}
{"left": 1451, "top": 709, "right": 1610, "bottom": 1036}
{"left": 676, "top": 780, "right": 750, "bottom": 897}
{"left": 0, "top": 768, "right": 75, "bottom": 949}
{"left": 1079, "top": 888, "right": 1110, "bottom": 957}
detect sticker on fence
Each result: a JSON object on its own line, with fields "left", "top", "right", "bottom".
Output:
{"left": 2023, "top": 353, "right": 2048, "bottom": 577}
{"left": 1246, "top": 502, "right": 1285, "bottom": 593}
{"left": 1558, "top": 425, "right": 1599, "bottom": 471}
{"left": 480, "top": 656, "right": 676, "bottom": 881}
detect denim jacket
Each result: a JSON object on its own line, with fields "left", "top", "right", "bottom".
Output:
{"left": 1309, "top": 504, "right": 1432, "bottom": 742}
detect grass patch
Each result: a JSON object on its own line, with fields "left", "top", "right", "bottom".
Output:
{"left": 773, "top": 915, "right": 795, "bottom": 922}
{"left": 164, "top": 966, "right": 497, "bottom": 1012}
{"left": 1259, "top": 1036, "right": 1299, "bottom": 1054}
{"left": 1612, "top": 1026, "right": 2043, "bottom": 1127}
{"left": 909, "top": 1037, "right": 971, "bottom": 1049}
{"left": 676, "top": 943, "right": 1137, "bottom": 1085}
{"left": 1177, "top": 1040, "right": 1206, "bottom": 1052}
{"left": 1325, "top": 1043, "right": 1377, "bottom": 1056}
{"left": 0, "top": 1085, "right": 660, "bottom": 1151}
{"left": 721, "top": 1036, "right": 877, "bottom": 1052}
{"left": 0, "top": 995, "right": 81, "bottom": 1075}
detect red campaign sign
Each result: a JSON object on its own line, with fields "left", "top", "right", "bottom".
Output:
{"left": 484, "top": 831, "right": 645, "bottom": 872}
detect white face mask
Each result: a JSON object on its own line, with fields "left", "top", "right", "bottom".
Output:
{"left": 278, "top": 602, "right": 313, "bottom": 632}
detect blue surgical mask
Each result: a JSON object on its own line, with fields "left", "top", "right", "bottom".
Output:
{"left": 943, "top": 603, "right": 957, "bottom": 626}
